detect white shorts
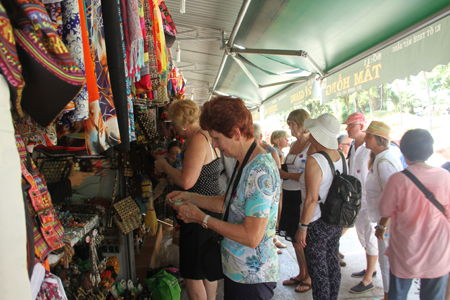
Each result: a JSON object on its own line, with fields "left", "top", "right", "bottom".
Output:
{"left": 355, "top": 210, "right": 378, "bottom": 256}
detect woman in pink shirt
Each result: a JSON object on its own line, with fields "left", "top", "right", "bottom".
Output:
{"left": 376, "top": 129, "right": 450, "bottom": 300}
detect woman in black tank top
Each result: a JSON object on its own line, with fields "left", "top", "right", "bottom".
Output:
{"left": 154, "top": 100, "right": 223, "bottom": 299}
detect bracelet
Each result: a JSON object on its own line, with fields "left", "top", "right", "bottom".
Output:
{"left": 298, "top": 223, "right": 309, "bottom": 230}
{"left": 377, "top": 224, "right": 387, "bottom": 230}
{"left": 202, "top": 215, "right": 211, "bottom": 229}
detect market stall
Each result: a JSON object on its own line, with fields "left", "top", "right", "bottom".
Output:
{"left": 0, "top": 0, "right": 185, "bottom": 299}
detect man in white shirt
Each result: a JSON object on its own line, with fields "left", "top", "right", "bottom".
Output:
{"left": 343, "top": 112, "right": 378, "bottom": 294}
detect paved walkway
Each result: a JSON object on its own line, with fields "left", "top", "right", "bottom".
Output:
{"left": 180, "top": 227, "right": 420, "bottom": 299}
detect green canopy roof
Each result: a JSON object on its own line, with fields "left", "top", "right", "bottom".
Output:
{"left": 213, "top": 0, "right": 450, "bottom": 110}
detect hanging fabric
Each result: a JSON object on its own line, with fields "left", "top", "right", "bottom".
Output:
{"left": 101, "top": 0, "right": 131, "bottom": 151}
{"left": 84, "top": 0, "right": 121, "bottom": 154}
{"left": 117, "top": 0, "right": 136, "bottom": 142}
{"left": 143, "top": 0, "right": 160, "bottom": 91}
{"left": 126, "top": 0, "right": 145, "bottom": 81}
{"left": 58, "top": 0, "right": 90, "bottom": 122}
{"left": 158, "top": 0, "right": 177, "bottom": 36}
{"left": 6, "top": 0, "right": 85, "bottom": 127}
{"left": 151, "top": 0, "right": 167, "bottom": 76}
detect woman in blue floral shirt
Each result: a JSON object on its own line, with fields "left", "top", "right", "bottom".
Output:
{"left": 167, "top": 96, "right": 281, "bottom": 300}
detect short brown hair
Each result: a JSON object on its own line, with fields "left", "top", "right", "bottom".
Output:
{"left": 200, "top": 96, "right": 254, "bottom": 139}
{"left": 271, "top": 130, "right": 289, "bottom": 145}
{"left": 167, "top": 100, "right": 200, "bottom": 128}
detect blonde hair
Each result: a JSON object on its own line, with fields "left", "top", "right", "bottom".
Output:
{"left": 287, "top": 109, "right": 311, "bottom": 133}
{"left": 253, "top": 123, "right": 263, "bottom": 139}
{"left": 167, "top": 100, "right": 200, "bottom": 128}
{"left": 270, "top": 130, "right": 289, "bottom": 145}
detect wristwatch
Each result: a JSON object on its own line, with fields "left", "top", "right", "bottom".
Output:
{"left": 377, "top": 224, "right": 387, "bottom": 230}
{"left": 202, "top": 215, "right": 211, "bottom": 229}
{"left": 298, "top": 223, "right": 309, "bottom": 230}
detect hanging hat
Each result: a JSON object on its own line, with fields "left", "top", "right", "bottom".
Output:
{"left": 304, "top": 113, "right": 340, "bottom": 149}
{"left": 364, "top": 121, "right": 391, "bottom": 140}
{"left": 342, "top": 112, "right": 367, "bottom": 125}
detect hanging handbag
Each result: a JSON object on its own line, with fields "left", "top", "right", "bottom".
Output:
{"left": 112, "top": 196, "right": 142, "bottom": 234}
{"left": 154, "top": 85, "right": 170, "bottom": 104}
{"left": 35, "top": 156, "right": 74, "bottom": 184}
{"left": 136, "top": 110, "right": 159, "bottom": 144}
{"left": 199, "top": 142, "right": 257, "bottom": 281}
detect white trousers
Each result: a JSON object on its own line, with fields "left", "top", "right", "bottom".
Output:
{"left": 378, "top": 226, "right": 390, "bottom": 293}
{"left": 355, "top": 210, "right": 378, "bottom": 256}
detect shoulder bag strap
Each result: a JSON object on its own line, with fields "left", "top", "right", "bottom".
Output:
{"left": 401, "top": 169, "right": 446, "bottom": 216}
{"left": 222, "top": 141, "right": 257, "bottom": 222}
{"left": 376, "top": 158, "right": 398, "bottom": 191}
{"left": 347, "top": 143, "right": 353, "bottom": 169}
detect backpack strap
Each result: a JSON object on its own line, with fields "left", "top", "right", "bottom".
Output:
{"left": 376, "top": 158, "right": 398, "bottom": 191}
{"left": 401, "top": 169, "right": 446, "bottom": 216}
{"left": 317, "top": 150, "right": 347, "bottom": 175}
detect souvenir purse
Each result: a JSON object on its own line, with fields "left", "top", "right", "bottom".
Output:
{"left": 135, "top": 111, "right": 159, "bottom": 143}
{"left": 154, "top": 85, "right": 170, "bottom": 104}
{"left": 112, "top": 196, "right": 142, "bottom": 235}
{"left": 35, "top": 156, "right": 73, "bottom": 184}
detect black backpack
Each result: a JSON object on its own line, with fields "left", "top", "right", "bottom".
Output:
{"left": 317, "top": 151, "right": 362, "bottom": 228}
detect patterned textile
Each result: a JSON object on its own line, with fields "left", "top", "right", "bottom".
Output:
{"left": 117, "top": 0, "right": 135, "bottom": 142}
{"left": 0, "top": 3, "right": 25, "bottom": 114}
{"left": 84, "top": 0, "right": 121, "bottom": 154}
{"left": 16, "top": 131, "right": 64, "bottom": 258}
{"left": 126, "top": 0, "right": 145, "bottom": 81}
{"left": 143, "top": 0, "right": 160, "bottom": 90}
{"left": 158, "top": 0, "right": 177, "bottom": 36}
{"left": 151, "top": 0, "right": 167, "bottom": 75}
{"left": 45, "top": 2, "right": 63, "bottom": 38}
{"left": 36, "top": 270, "right": 68, "bottom": 300}
{"left": 13, "top": 1, "right": 84, "bottom": 86}
{"left": 14, "top": 113, "right": 57, "bottom": 147}
{"left": 221, "top": 153, "right": 281, "bottom": 284}
{"left": 77, "top": 0, "right": 99, "bottom": 103}
{"left": 60, "top": 0, "right": 90, "bottom": 122}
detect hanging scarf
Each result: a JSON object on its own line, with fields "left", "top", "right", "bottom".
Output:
{"left": 60, "top": 0, "right": 90, "bottom": 122}
{"left": 84, "top": 0, "right": 121, "bottom": 154}
{"left": 77, "top": 0, "right": 100, "bottom": 104}
{"left": 117, "top": 0, "right": 136, "bottom": 142}
{"left": 151, "top": 0, "right": 167, "bottom": 75}
{"left": 158, "top": 0, "right": 177, "bottom": 36}
{"left": 126, "top": 0, "right": 145, "bottom": 81}
{"left": 143, "top": 0, "right": 160, "bottom": 90}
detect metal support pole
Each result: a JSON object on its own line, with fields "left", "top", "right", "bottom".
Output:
{"left": 229, "top": 48, "right": 307, "bottom": 57}
{"left": 231, "top": 54, "right": 259, "bottom": 88}
{"left": 228, "top": 0, "right": 252, "bottom": 47}
{"left": 209, "top": 0, "right": 251, "bottom": 99}
{"left": 259, "top": 78, "right": 308, "bottom": 88}
{"left": 305, "top": 55, "right": 325, "bottom": 78}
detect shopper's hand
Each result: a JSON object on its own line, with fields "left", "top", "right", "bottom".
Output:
{"left": 375, "top": 228, "right": 386, "bottom": 241}
{"left": 68, "top": 163, "right": 95, "bottom": 187}
{"left": 174, "top": 203, "right": 204, "bottom": 224}
{"left": 165, "top": 191, "right": 192, "bottom": 207}
{"left": 295, "top": 228, "right": 307, "bottom": 248}
{"left": 436, "top": 147, "right": 450, "bottom": 160}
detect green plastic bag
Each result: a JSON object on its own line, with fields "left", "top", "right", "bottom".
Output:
{"left": 146, "top": 269, "right": 181, "bottom": 300}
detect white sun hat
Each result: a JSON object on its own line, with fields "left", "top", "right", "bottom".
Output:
{"left": 304, "top": 113, "right": 340, "bottom": 149}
